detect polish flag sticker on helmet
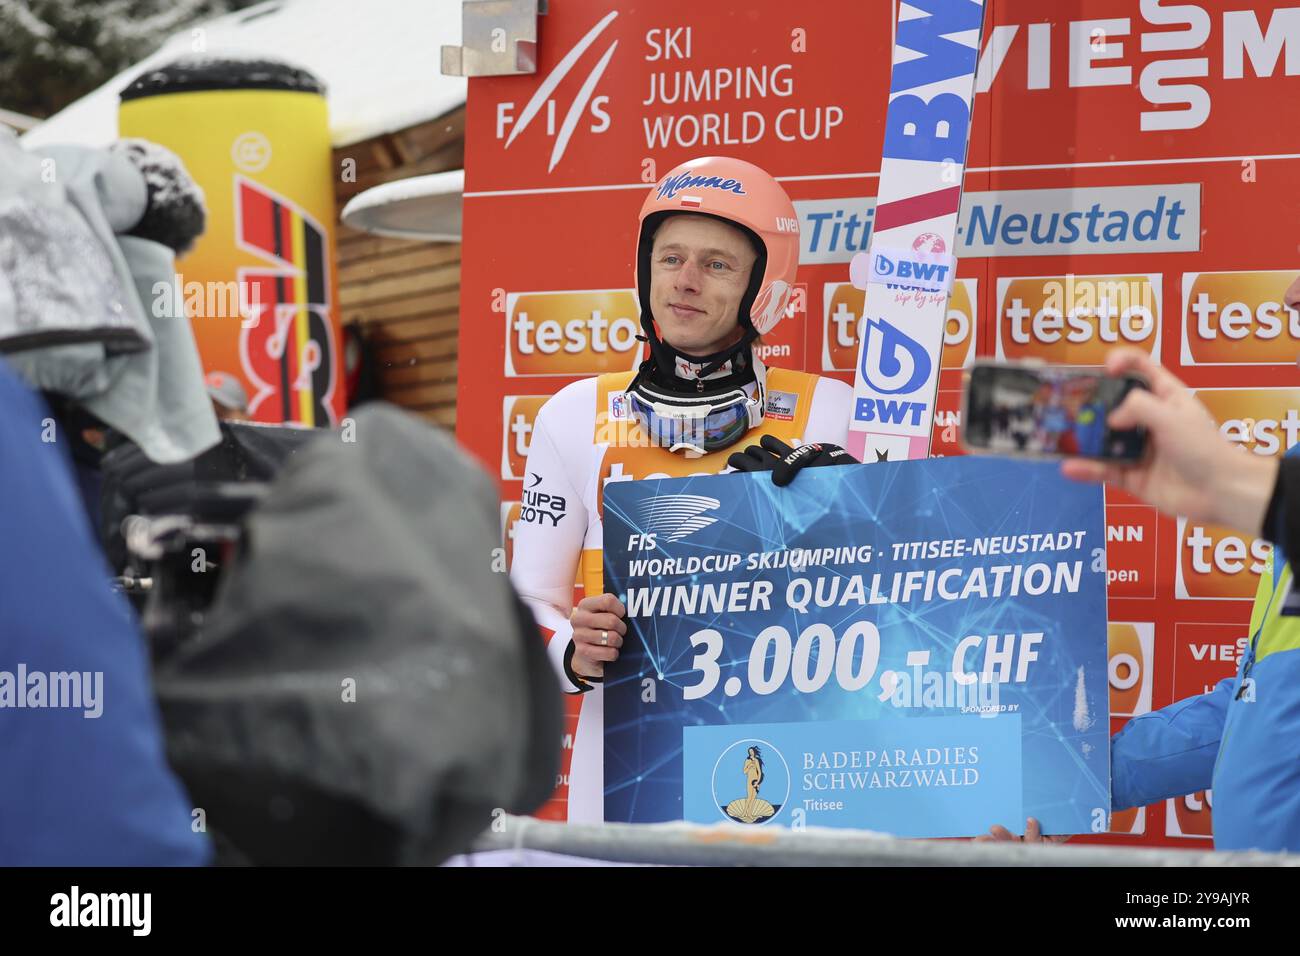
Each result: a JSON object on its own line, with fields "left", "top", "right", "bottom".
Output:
{"left": 680, "top": 196, "right": 703, "bottom": 208}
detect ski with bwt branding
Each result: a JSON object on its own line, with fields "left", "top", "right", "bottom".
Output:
{"left": 847, "top": 0, "right": 987, "bottom": 463}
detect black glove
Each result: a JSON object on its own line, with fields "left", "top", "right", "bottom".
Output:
{"left": 727, "top": 434, "right": 858, "bottom": 487}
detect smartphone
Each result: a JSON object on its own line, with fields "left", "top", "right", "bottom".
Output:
{"left": 961, "top": 361, "right": 1148, "bottom": 461}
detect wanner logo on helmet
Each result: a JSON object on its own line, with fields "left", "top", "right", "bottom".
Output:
{"left": 861, "top": 318, "right": 931, "bottom": 395}
{"left": 656, "top": 174, "right": 747, "bottom": 202}
{"left": 636, "top": 494, "right": 719, "bottom": 543}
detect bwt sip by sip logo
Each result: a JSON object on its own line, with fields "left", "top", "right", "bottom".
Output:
{"left": 505, "top": 290, "right": 643, "bottom": 377}
{"left": 822, "top": 280, "right": 976, "bottom": 373}
{"left": 496, "top": 11, "right": 618, "bottom": 172}
{"left": 634, "top": 494, "right": 720, "bottom": 545}
{"left": 855, "top": 318, "right": 933, "bottom": 429}
{"left": 1181, "top": 270, "right": 1300, "bottom": 366}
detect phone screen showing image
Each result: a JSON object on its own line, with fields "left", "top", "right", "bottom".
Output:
{"left": 963, "top": 364, "right": 1147, "bottom": 461}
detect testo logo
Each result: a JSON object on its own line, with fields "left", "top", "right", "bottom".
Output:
{"left": 997, "top": 274, "right": 1161, "bottom": 364}
{"left": 1109, "top": 806, "right": 1146, "bottom": 836}
{"left": 501, "top": 500, "right": 522, "bottom": 570}
{"left": 501, "top": 396, "right": 550, "bottom": 480}
{"left": 1181, "top": 270, "right": 1300, "bottom": 365}
{"left": 506, "top": 290, "right": 643, "bottom": 377}
{"left": 822, "top": 280, "right": 975, "bottom": 372}
{"left": 1167, "top": 789, "right": 1213, "bottom": 840}
{"left": 1108, "top": 622, "right": 1154, "bottom": 718}
{"left": 1176, "top": 517, "right": 1271, "bottom": 601}
{"left": 1196, "top": 388, "right": 1300, "bottom": 458}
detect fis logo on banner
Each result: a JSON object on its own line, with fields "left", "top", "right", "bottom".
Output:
{"left": 635, "top": 494, "right": 720, "bottom": 544}
{"left": 823, "top": 280, "right": 976, "bottom": 372}
{"left": 1181, "top": 271, "right": 1300, "bottom": 365}
{"left": 1108, "top": 622, "right": 1154, "bottom": 718}
{"left": 1166, "top": 790, "right": 1213, "bottom": 840}
{"left": 505, "top": 290, "right": 643, "bottom": 377}
{"left": 996, "top": 274, "right": 1161, "bottom": 365}
{"left": 494, "top": 11, "right": 617, "bottom": 172}
{"left": 1176, "top": 517, "right": 1271, "bottom": 602}
{"left": 501, "top": 396, "right": 550, "bottom": 480}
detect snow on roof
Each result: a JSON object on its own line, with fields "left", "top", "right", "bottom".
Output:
{"left": 23, "top": 0, "right": 467, "bottom": 150}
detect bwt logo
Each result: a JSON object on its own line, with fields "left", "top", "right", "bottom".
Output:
{"left": 976, "top": 4, "right": 1300, "bottom": 131}
{"left": 501, "top": 396, "right": 550, "bottom": 480}
{"left": 997, "top": 274, "right": 1161, "bottom": 366}
{"left": 496, "top": 11, "right": 618, "bottom": 172}
{"left": 872, "top": 253, "right": 951, "bottom": 291}
{"left": 855, "top": 318, "right": 934, "bottom": 429}
{"left": 860, "top": 318, "right": 932, "bottom": 394}
{"left": 1181, "top": 271, "right": 1300, "bottom": 366}
{"left": 1176, "top": 517, "right": 1271, "bottom": 602}
{"left": 505, "top": 290, "right": 643, "bottom": 377}
{"left": 655, "top": 173, "right": 746, "bottom": 201}
{"left": 822, "top": 280, "right": 975, "bottom": 373}
{"left": 636, "top": 494, "right": 720, "bottom": 544}
{"left": 1108, "top": 622, "right": 1154, "bottom": 718}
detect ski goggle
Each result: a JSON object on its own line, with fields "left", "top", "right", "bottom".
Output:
{"left": 625, "top": 386, "right": 761, "bottom": 456}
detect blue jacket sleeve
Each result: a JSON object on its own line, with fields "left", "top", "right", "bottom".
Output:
{"left": 1110, "top": 677, "right": 1235, "bottom": 811}
{"left": 0, "top": 361, "right": 211, "bottom": 865}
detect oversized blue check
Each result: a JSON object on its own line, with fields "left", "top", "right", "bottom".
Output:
{"left": 602, "top": 456, "right": 1110, "bottom": 837}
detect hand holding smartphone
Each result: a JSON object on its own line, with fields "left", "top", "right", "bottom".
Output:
{"left": 961, "top": 361, "right": 1148, "bottom": 462}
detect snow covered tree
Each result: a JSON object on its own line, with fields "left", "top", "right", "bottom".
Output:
{"left": 0, "top": 0, "right": 262, "bottom": 119}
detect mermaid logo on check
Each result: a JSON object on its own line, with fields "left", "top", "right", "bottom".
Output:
{"left": 713, "top": 739, "right": 790, "bottom": 825}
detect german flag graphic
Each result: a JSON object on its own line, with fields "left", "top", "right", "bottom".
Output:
{"left": 236, "top": 175, "right": 336, "bottom": 427}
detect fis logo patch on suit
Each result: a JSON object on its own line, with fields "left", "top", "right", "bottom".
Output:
{"left": 1181, "top": 271, "right": 1300, "bottom": 365}
{"left": 501, "top": 396, "right": 550, "bottom": 480}
{"left": 505, "top": 290, "right": 643, "bottom": 377}
{"left": 822, "top": 280, "right": 975, "bottom": 373}
{"left": 1107, "top": 622, "right": 1154, "bottom": 718}
{"left": 764, "top": 390, "right": 799, "bottom": 422}
{"left": 996, "top": 274, "right": 1161, "bottom": 365}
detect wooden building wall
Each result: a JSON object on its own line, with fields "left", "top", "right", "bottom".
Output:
{"left": 332, "top": 106, "right": 464, "bottom": 429}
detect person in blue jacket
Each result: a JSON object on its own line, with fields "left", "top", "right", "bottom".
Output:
{"left": 980, "top": 334, "right": 1299, "bottom": 853}
{"left": 0, "top": 358, "right": 210, "bottom": 865}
